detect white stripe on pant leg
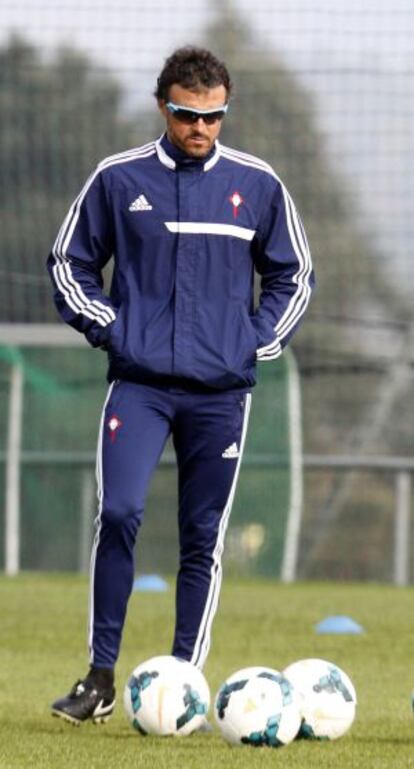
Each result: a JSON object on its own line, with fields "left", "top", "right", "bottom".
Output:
{"left": 190, "top": 393, "right": 252, "bottom": 669}
{"left": 88, "top": 381, "right": 115, "bottom": 663}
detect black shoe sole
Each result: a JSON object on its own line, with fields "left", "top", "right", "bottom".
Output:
{"left": 51, "top": 706, "right": 114, "bottom": 726}
{"left": 51, "top": 708, "right": 83, "bottom": 726}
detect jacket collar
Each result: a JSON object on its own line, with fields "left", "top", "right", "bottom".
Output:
{"left": 155, "top": 133, "right": 221, "bottom": 172}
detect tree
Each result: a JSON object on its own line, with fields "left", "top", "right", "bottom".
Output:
{"left": 0, "top": 37, "right": 138, "bottom": 322}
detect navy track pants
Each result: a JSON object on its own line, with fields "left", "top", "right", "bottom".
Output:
{"left": 89, "top": 380, "right": 251, "bottom": 669}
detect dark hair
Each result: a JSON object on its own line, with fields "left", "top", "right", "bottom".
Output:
{"left": 154, "top": 46, "right": 232, "bottom": 102}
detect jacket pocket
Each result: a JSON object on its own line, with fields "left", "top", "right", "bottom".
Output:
{"left": 238, "top": 306, "right": 258, "bottom": 358}
{"left": 107, "top": 305, "right": 125, "bottom": 357}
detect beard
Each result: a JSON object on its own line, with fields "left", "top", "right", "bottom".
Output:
{"left": 181, "top": 132, "right": 213, "bottom": 158}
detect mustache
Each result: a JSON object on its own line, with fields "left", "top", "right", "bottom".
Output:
{"left": 188, "top": 132, "right": 208, "bottom": 139}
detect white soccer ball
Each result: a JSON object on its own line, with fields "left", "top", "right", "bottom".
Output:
{"left": 123, "top": 655, "right": 210, "bottom": 736}
{"left": 282, "top": 658, "right": 357, "bottom": 740}
{"left": 214, "top": 666, "right": 302, "bottom": 747}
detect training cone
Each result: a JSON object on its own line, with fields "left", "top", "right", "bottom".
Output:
{"left": 133, "top": 574, "right": 169, "bottom": 592}
{"left": 315, "top": 615, "right": 364, "bottom": 634}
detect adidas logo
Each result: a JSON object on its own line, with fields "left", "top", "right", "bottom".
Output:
{"left": 222, "top": 442, "right": 239, "bottom": 459}
{"left": 129, "top": 194, "right": 152, "bottom": 211}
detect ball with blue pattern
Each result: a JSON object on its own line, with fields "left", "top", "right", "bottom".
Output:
{"left": 123, "top": 655, "right": 210, "bottom": 736}
{"left": 214, "top": 666, "right": 302, "bottom": 747}
{"left": 282, "top": 658, "right": 357, "bottom": 740}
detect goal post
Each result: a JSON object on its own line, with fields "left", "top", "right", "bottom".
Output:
{"left": 0, "top": 325, "right": 303, "bottom": 580}
{"left": 227, "top": 349, "right": 303, "bottom": 580}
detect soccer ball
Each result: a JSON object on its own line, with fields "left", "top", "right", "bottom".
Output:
{"left": 123, "top": 655, "right": 210, "bottom": 736}
{"left": 282, "top": 658, "right": 357, "bottom": 740}
{"left": 214, "top": 666, "right": 302, "bottom": 747}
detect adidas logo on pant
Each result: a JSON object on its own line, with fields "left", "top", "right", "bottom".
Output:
{"left": 221, "top": 442, "right": 239, "bottom": 459}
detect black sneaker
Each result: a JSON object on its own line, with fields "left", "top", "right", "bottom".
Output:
{"left": 51, "top": 677, "right": 116, "bottom": 725}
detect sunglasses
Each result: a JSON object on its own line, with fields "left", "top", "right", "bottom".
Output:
{"left": 165, "top": 101, "right": 228, "bottom": 125}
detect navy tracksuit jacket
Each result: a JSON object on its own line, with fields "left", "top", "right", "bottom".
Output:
{"left": 47, "top": 133, "right": 314, "bottom": 669}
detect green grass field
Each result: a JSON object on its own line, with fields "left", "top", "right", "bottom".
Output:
{"left": 1, "top": 575, "right": 413, "bottom": 769}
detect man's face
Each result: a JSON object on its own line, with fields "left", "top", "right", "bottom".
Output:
{"left": 158, "top": 83, "right": 228, "bottom": 158}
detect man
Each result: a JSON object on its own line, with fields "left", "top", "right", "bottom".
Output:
{"left": 47, "top": 46, "right": 314, "bottom": 725}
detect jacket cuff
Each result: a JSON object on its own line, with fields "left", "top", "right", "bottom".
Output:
{"left": 251, "top": 316, "right": 282, "bottom": 361}
{"left": 84, "top": 321, "right": 114, "bottom": 349}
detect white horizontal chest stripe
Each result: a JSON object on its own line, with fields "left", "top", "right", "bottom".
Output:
{"left": 164, "top": 222, "right": 256, "bottom": 241}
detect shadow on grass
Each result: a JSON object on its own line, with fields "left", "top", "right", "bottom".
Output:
{"left": 353, "top": 735, "right": 414, "bottom": 746}
{"left": 22, "top": 718, "right": 221, "bottom": 749}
